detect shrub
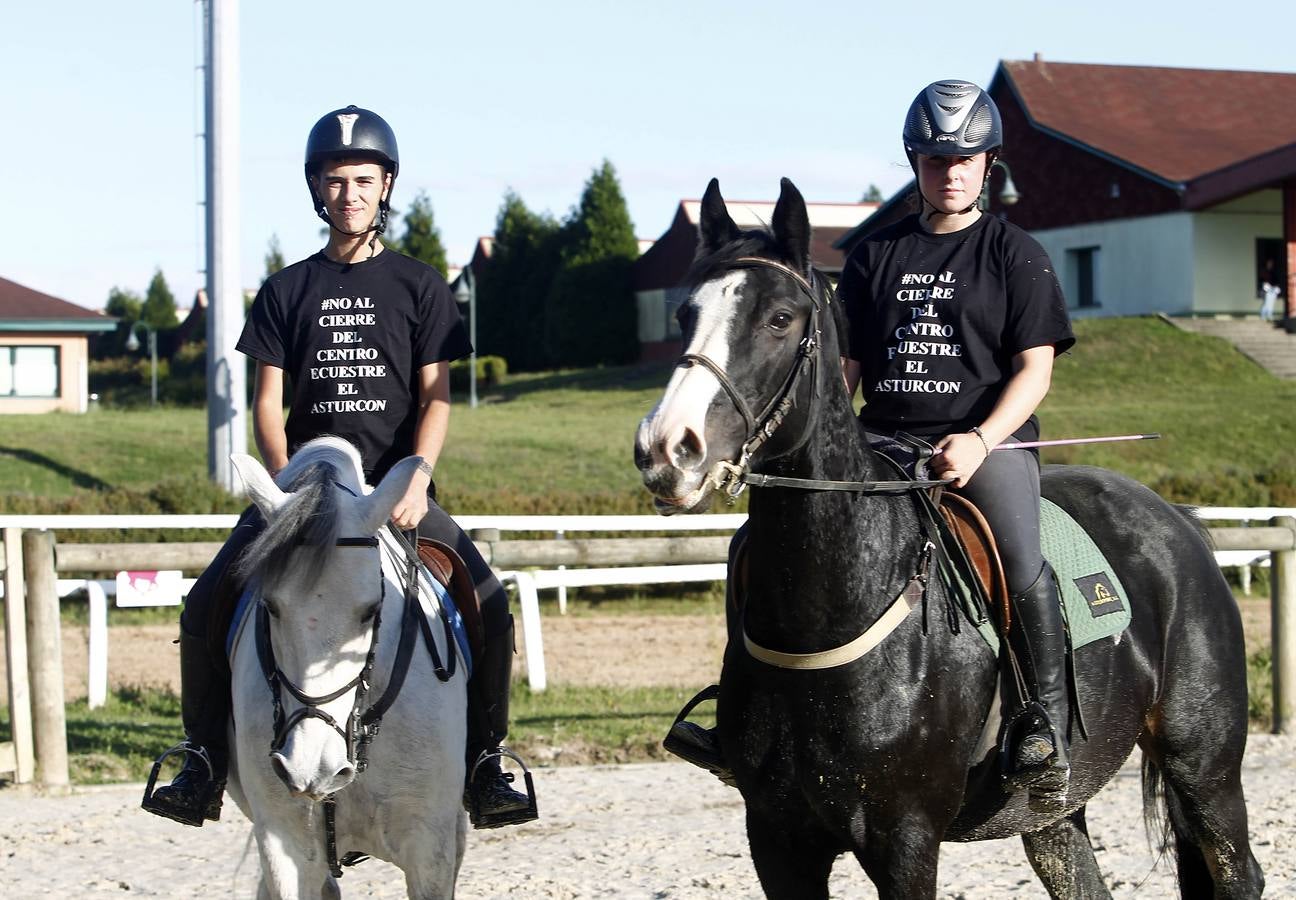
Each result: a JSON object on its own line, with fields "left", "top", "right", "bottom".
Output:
{"left": 449, "top": 355, "right": 507, "bottom": 392}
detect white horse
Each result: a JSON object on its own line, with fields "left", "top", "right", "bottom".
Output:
{"left": 226, "top": 437, "right": 468, "bottom": 899}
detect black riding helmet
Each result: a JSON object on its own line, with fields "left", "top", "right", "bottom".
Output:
{"left": 304, "top": 105, "right": 400, "bottom": 236}
{"left": 903, "top": 81, "right": 1002, "bottom": 214}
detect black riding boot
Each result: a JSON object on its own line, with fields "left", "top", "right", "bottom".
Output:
{"left": 141, "top": 626, "right": 229, "bottom": 827}
{"left": 1003, "top": 563, "right": 1071, "bottom": 798}
{"left": 463, "top": 617, "right": 538, "bottom": 829}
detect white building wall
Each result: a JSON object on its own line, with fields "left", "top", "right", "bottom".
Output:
{"left": 1031, "top": 213, "right": 1195, "bottom": 318}
{"left": 1192, "top": 189, "right": 1282, "bottom": 314}
{"left": 1031, "top": 189, "right": 1283, "bottom": 319}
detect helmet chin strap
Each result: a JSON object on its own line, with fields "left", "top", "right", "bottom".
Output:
{"left": 910, "top": 150, "right": 999, "bottom": 220}
{"left": 313, "top": 188, "right": 391, "bottom": 259}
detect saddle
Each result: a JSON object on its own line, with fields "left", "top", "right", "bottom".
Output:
{"left": 416, "top": 538, "right": 486, "bottom": 661}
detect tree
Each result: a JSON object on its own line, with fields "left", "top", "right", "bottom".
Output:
{"left": 264, "top": 234, "right": 286, "bottom": 283}
{"left": 477, "top": 190, "right": 562, "bottom": 371}
{"left": 97, "top": 287, "right": 143, "bottom": 358}
{"left": 141, "top": 268, "right": 179, "bottom": 330}
{"left": 862, "top": 183, "right": 885, "bottom": 203}
{"left": 544, "top": 160, "right": 640, "bottom": 366}
{"left": 397, "top": 191, "right": 448, "bottom": 276}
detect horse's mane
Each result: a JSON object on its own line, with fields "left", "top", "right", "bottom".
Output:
{"left": 236, "top": 442, "right": 359, "bottom": 592}
{"left": 686, "top": 230, "right": 784, "bottom": 289}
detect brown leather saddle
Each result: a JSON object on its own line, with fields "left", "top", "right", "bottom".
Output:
{"left": 416, "top": 537, "right": 486, "bottom": 661}
{"left": 935, "top": 491, "right": 1012, "bottom": 633}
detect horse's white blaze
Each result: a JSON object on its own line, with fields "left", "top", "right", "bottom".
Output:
{"left": 640, "top": 272, "right": 746, "bottom": 467}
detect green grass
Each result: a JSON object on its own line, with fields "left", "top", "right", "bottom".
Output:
{"left": 0, "top": 681, "right": 712, "bottom": 785}
{"left": 2, "top": 318, "right": 1294, "bottom": 512}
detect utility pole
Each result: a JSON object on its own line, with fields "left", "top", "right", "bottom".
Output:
{"left": 203, "top": 0, "right": 247, "bottom": 490}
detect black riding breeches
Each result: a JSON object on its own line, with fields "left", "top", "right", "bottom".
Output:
{"left": 415, "top": 500, "right": 511, "bottom": 639}
{"left": 953, "top": 446, "right": 1044, "bottom": 596}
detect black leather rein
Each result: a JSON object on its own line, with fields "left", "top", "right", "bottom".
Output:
{"left": 681, "top": 256, "right": 948, "bottom": 499}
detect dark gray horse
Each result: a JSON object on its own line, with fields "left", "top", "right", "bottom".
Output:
{"left": 635, "top": 178, "right": 1263, "bottom": 899}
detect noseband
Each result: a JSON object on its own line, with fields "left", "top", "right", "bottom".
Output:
{"left": 677, "top": 256, "right": 825, "bottom": 500}
{"left": 254, "top": 531, "right": 456, "bottom": 776}
{"left": 676, "top": 256, "right": 949, "bottom": 500}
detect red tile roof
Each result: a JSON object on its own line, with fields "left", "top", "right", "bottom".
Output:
{"left": 0, "top": 276, "right": 110, "bottom": 321}
{"left": 1000, "top": 60, "right": 1296, "bottom": 184}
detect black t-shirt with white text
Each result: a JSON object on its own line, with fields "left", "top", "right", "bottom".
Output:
{"left": 237, "top": 250, "right": 472, "bottom": 483}
{"left": 839, "top": 214, "right": 1074, "bottom": 440}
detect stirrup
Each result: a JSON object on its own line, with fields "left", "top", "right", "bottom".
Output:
{"left": 466, "top": 747, "right": 538, "bottom": 829}
{"left": 999, "top": 701, "right": 1070, "bottom": 800}
{"left": 140, "top": 741, "right": 223, "bottom": 827}
{"left": 663, "top": 685, "right": 735, "bottom": 787}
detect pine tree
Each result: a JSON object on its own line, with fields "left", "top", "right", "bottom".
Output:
{"left": 141, "top": 269, "right": 179, "bottom": 330}
{"left": 98, "top": 287, "right": 142, "bottom": 358}
{"left": 398, "top": 191, "right": 448, "bottom": 276}
{"left": 477, "top": 190, "right": 562, "bottom": 370}
{"left": 264, "top": 234, "right": 286, "bottom": 283}
{"left": 862, "top": 183, "right": 885, "bottom": 202}
{"left": 545, "top": 160, "right": 640, "bottom": 366}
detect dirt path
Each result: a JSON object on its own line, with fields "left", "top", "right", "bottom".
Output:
{"left": 0, "top": 737, "right": 1291, "bottom": 898}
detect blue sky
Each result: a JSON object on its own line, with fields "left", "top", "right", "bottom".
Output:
{"left": 4, "top": 1, "right": 1291, "bottom": 311}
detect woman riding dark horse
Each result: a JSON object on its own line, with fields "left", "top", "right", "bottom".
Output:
{"left": 635, "top": 165, "right": 1262, "bottom": 895}
{"left": 668, "top": 80, "right": 1076, "bottom": 800}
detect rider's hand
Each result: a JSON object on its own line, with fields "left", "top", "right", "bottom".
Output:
{"left": 931, "top": 431, "right": 989, "bottom": 489}
{"left": 390, "top": 466, "right": 432, "bottom": 530}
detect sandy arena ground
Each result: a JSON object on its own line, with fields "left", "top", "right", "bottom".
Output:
{"left": 0, "top": 600, "right": 1290, "bottom": 897}
{"left": 0, "top": 738, "right": 1292, "bottom": 898}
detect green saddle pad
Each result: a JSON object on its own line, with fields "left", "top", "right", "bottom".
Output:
{"left": 970, "top": 497, "right": 1131, "bottom": 654}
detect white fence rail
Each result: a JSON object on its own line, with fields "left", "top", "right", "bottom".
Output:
{"left": 2, "top": 509, "right": 1294, "bottom": 786}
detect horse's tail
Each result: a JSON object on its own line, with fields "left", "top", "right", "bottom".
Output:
{"left": 1140, "top": 752, "right": 1179, "bottom": 872}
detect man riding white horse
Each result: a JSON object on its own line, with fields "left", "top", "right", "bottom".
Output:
{"left": 142, "top": 105, "right": 537, "bottom": 833}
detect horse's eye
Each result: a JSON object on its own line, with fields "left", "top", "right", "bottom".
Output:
{"left": 769, "top": 310, "right": 794, "bottom": 331}
{"left": 360, "top": 602, "right": 380, "bottom": 624}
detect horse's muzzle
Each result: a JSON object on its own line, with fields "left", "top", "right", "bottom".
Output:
{"left": 269, "top": 733, "right": 357, "bottom": 801}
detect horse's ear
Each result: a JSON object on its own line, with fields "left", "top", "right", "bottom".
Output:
{"left": 697, "top": 177, "right": 739, "bottom": 258}
{"left": 772, "top": 177, "right": 811, "bottom": 275}
{"left": 357, "top": 456, "right": 423, "bottom": 535}
{"left": 232, "top": 454, "right": 288, "bottom": 518}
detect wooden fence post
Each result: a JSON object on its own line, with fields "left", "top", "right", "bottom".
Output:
{"left": 1272, "top": 516, "right": 1296, "bottom": 735}
{"left": 2, "top": 527, "right": 34, "bottom": 783}
{"left": 22, "top": 530, "right": 69, "bottom": 788}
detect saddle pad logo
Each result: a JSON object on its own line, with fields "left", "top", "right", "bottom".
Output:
{"left": 1075, "top": 573, "right": 1124, "bottom": 618}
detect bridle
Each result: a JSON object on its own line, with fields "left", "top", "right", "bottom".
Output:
{"left": 672, "top": 255, "right": 957, "bottom": 671}
{"left": 678, "top": 256, "right": 948, "bottom": 501}
{"left": 253, "top": 523, "right": 458, "bottom": 877}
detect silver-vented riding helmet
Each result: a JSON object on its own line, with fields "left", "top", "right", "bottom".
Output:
{"left": 304, "top": 105, "right": 400, "bottom": 235}
{"left": 902, "top": 81, "right": 1002, "bottom": 160}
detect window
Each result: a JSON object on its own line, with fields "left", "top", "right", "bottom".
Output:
{"left": 664, "top": 286, "right": 689, "bottom": 339}
{"left": 1067, "top": 247, "right": 1100, "bottom": 309}
{"left": 1, "top": 346, "right": 60, "bottom": 397}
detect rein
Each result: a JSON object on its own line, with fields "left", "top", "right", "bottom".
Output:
{"left": 253, "top": 524, "right": 458, "bottom": 878}
{"left": 684, "top": 257, "right": 948, "bottom": 501}
{"left": 677, "top": 257, "right": 955, "bottom": 670}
